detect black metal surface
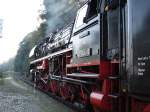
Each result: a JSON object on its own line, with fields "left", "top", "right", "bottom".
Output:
{"left": 33, "top": 23, "right": 73, "bottom": 60}
{"left": 128, "top": 0, "right": 150, "bottom": 95}
{"left": 107, "top": 8, "right": 119, "bottom": 60}
{"left": 71, "top": 1, "right": 100, "bottom": 64}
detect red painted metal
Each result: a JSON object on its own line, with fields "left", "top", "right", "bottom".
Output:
{"left": 50, "top": 80, "right": 59, "bottom": 94}
{"left": 80, "top": 86, "right": 88, "bottom": 104}
{"left": 90, "top": 60, "right": 112, "bottom": 112}
{"left": 102, "top": 80, "right": 111, "bottom": 95}
{"left": 60, "top": 83, "right": 70, "bottom": 100}
{"left": 37, "top": 59, "right": 49, "bottom": 70}
{"left": 131, "top": 98, "right": 150, "bottom": 112}
{"left": 90, "top": 79, "right": 112, "bottom": 111}
{"left": 90, "top": 92, "right": 111, "bottom": 112}
{"left": 144, "top": 104, "right": 150, "bottom": 112}
{"left": 100, "top": 61, "right": 111, "bottom": 80}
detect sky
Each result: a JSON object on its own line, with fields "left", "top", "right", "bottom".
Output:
{"left": 0, "top": 0, "right": 43, "bottom": 64}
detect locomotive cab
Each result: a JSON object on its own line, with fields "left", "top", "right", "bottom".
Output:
{"left": 71, "top": 0, "right": 100, "bottom": 64}
{"left": 68, "top": 0, "right": 100, "bottom": 79}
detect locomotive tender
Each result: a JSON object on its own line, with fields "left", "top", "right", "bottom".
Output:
{"left": 29, "top": 0, "right": 150, "bottom": 112}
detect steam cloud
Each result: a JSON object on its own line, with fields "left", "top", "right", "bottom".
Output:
{"left": 43, "top": 0, "right": 87, "bottom": 35}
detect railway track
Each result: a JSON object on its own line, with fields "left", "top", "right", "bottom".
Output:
{"left": 15, "top": 76, "right": 86, "bottom": 112}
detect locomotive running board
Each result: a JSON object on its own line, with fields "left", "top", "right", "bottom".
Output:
{"left": 30, "top": 48, "right": 72, "bottom": 64}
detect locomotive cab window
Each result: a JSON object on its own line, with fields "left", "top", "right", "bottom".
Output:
{"left": 75, "top": 4, "right": 88, "bottom": 28}
{"left": 74, "top": 0, "right": 99, "bottom": 28}
{"left": 85, "top": 0, "right": 99, "bottom": 21}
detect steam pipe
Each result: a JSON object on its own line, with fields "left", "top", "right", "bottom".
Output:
{"left": 50, "top": 75, "right": 95, "bottom": 85}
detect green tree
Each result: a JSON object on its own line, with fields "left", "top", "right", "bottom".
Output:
{"left": 14, "top": 23, "right": 47, "bottom": 74}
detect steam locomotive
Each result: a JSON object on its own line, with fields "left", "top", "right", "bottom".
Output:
{"left": 29, "top": 0, "right": 150, "bottom": 112}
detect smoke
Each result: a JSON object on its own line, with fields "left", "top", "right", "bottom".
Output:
{"left": 43, "top": 0, "right": 87, "bottom": 35}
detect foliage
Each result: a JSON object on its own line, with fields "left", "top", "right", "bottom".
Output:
{"left": 0, "top": 57, "right": 15, "bottom": 73}
{"left": 14, "top": 22, "right": 47, "bottom": 74}
{"left": 1, "top": 0, "right": 87, "bottom": 75}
